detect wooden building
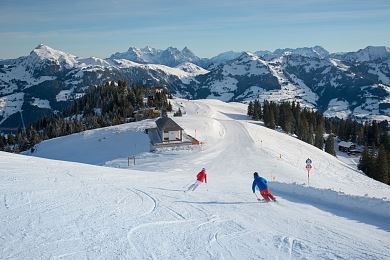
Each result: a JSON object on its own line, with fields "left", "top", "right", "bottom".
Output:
{"left": 155, "top": 117, "right": 183, "bottom": 142}
{"left": 338, "top": 141, "right": 355, "bottom": 152}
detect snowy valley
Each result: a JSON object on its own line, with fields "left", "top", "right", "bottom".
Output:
{"left": 1, "top": 98, "right": 389, "bottom": 259}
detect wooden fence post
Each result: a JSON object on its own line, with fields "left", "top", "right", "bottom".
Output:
{"left": 128, "top": 156, "right": 136, "bottom": 166}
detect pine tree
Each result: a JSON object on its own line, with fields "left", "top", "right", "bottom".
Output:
{"left": 367, "top": 121, "right": 380, "bottom": 146}
{"left": 314, "top": 120, "right": 324, "bottom": 150}
{"left": 298, "top": 114, "right": 311, "bottom": 143}
{"left": 325, "top": 135, "right": 336, "bottom": 156}
{"left": 263, "top": 101, "right": 270, "bottom": 126}
{"left": 0, "top": 135, "right": 5, "bottom": 150}
{"left": 252, "top": 100, "right": 262, "bottom": 121}
{"left": 263, "top": 101, "right": 276, "bottom": 129}
{"left": 361, "top": 146, "right": 377, "bottom": 179}
{"left": 167, "top": 101, "right": 173, "bottom": 112}
{"left": 372, "top": 121, "right": 380, "bottom": 146}
{"left": 279, "top": 103, "right": 293, "bottom": 133}
{"left": 388, "top": 151, "right": 390, "bottom": 184}
{"left": 29, "top": 126, "right": 40, "bottom": 145}
{"left": 358, "top": 146, "right": 371, "bottom": 173}
{"left": 284, "top": 106, "right": 294, "bottom": 133}
{"left": 257, "top": 101, "right": 263, "bottom": 120}
{"left": 293, "top": 102, "right": 301, "bottom": 129}
{"left": 7, "top": 134, "right": 14, "bottom": 145}
{"left": 271, "top": 102, "right": 279, "bottom": 125}
{"left": 174, "top": 108, "right": 182, "bottom": 117}
{"left": 375, "top": 145, "right": 389, "bottom": 184}
{"left": 379, "top": 134, "right": 390, "bottom": 151}
{"left": 252, "top": 100, "right": 260, "bottom": 120}
{"left": 268, "top": 109, "right": 276, "bottom": 129}
{"left": 247, "top": 101, "right": 254, "bottom": 117}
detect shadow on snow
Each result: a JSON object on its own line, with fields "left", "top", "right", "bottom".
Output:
{"left": 271, "top": 182, "right": 390, "bottom": 232}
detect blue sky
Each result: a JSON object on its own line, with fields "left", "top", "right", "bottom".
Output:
{"left": 0, "top": 0, "right": 389, "bottom": 58}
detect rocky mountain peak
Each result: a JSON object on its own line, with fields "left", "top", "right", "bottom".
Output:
{"left": 26, "top": 44, "right": 78, "bottom": 71}
{"left": 332, "top": 46, "right": 390, "bottom": 62}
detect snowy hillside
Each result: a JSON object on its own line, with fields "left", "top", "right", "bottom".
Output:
{"left": 2, "top": 98, "right": 389, "bottom": 259}
{"left": 187, "top": 47, "right": 390, "bottom": 121}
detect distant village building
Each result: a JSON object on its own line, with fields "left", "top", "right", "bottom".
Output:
{"left": 155, "top": 117, "right": 183, "bottom": 142}
{"left": 338, "top": 141, "right": 356, "bottom": 152}
{"left": 132, "top": 108, "right": 160, "bottom": 121}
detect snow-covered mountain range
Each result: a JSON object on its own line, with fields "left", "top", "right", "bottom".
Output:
{"left": 110, "top": 46, "right": 204, "bottom": 67}
{"left": 1, "top": 44, "right": 389, "bottom": 128}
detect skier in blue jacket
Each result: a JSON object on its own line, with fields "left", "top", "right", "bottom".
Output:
{"left": 252, "top": 172, "right": 276, "bottom": 202}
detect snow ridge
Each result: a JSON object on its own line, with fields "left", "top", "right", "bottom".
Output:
{"left": 333, "top": 46, "right": 390, "bottom": 62}
{"left": 110, "top": 46, "right": 201, "bottom": 67}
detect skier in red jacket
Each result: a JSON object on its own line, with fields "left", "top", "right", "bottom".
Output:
{"left": 186, "top": 168, "right": 207, "bottom": 191}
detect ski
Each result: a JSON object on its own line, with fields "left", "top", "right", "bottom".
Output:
{"left": 257, "top": 199, "right": 277, "bottom": 203}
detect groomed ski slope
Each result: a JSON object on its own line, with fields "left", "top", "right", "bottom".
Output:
{"left": 1, "top": 99, "right": 390, "bottom": 259}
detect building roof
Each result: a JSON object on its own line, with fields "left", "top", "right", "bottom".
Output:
{"left": 339, "top": 141, "right": 354, "bottom": 148}
{"left": 156, "top": 117, "right": 183, "bottom": 131}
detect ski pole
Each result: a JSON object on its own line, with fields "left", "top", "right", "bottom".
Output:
{"left": 254, "top": 192, "right": 261, "bottom": 201}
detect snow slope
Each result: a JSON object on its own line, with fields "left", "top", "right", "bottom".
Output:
{"left": 2, "top": 99, "right": 390, "bottom": 259}
{"left": 25, "top": 121, "right": 153, "bottom": 165}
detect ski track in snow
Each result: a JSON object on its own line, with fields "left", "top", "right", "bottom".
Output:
{"left": 1, "top": 159, "right": 389, "bottom": 260}
{"left": 1, "top": 98, "right": 390, "bottom": 259}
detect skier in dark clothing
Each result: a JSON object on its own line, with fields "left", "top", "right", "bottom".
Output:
{"left": 252, "top": 172, "right": 276, "bottom": 202}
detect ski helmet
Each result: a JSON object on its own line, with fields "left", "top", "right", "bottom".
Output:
{"left": 254, "top": 172, "right": 259, "bottom": 177}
